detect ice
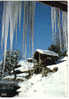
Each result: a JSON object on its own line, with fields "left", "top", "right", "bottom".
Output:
{"left": 51, "top": 7, "right": 68, "bottom": 52}
{"left": 1, "top": 1, "right": 36, "bottom": 74}
{"left": 51, "top": 7, "right": 57, "bottom": 45}
{"left": 22, "top": 2, "right": 36, "bottom": 58}
{"left": 1, "top": 1, "right": 22, "bottom": 74}
{"left": 62, "top": 11, "right": 68, "bottom": 51}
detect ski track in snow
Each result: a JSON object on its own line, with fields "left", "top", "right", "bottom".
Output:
{"left": 14, "top": 57, "right": 69, "bottom": 97}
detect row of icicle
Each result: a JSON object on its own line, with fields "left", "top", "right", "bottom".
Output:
{"left": 1, "top": 1, "right": 36, "bottom": 74}
{"left": 23, "top": 2, "right": 36, "bottom": 59}
{"left": 51, "top": 7, "right": 68, "bottom": 52}
{"left": 0, "top": 2, "right": 68, "bottom": 74}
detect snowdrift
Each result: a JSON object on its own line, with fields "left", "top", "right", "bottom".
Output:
{"left": 15, "top": 56, "right": 68, "bottom": 97}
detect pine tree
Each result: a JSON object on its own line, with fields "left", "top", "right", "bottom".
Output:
{"left": 1, "top": 50, "right": 21, "bottom": 79}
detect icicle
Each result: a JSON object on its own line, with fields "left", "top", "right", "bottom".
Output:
{"left": 57, "top": 8, "right": 62, "bottom": 51}
{"left": 28, "top": 3, "right": 31, "bottom": 58}
{"left": 15, "top": 2, "right": 22, "bottom": 43}
{"left": 51, "top": 7, "right": 57, "bottom": 45}
{"left": 1, "top": 2, "right": 6, "bottom": 49}
{"left": 23, "top": 2, "right": 27, "bottom": 59}
{"left": 2, "top": 2, "right": 10, "bottom": 74}
{"left": 24, "top": 2, "right": 28, "bottom": 59}
{"left": 31, "top": 2, "right": 36, "bottom": 56}
{"left": 62, "top": 11, "right": 68, "bottom": 51}
{"left": 1, "top": 19, "right": 4, "bottom": 49}
{"left": 1, "top": 13, "right": 5, "bottom": 49}
{"left": 9, "top": 17, "right": 14, "bottom": 51}
{"left": 54, "top": 8, "right": 57, "bottom": 44}
{"left": 53, "top": 8, "right": 57, "bottom": 45}
{"left": 14, "top": 5, "right": 19, "bottom": 44}
{"left": 28, "top": 2, "right": 36, "bottom": 57}
{"left": 62, "top": 12, "right": 65, "bottom": 50}
{"left": 18, "top": 2, "right": 22, "bottom": 33}
{"left": 51, "top": 7, "right": 54, "bottom": 43}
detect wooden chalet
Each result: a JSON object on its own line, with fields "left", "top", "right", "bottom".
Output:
{"left": 33, "top": 49, "right": 59, "bottom": 66}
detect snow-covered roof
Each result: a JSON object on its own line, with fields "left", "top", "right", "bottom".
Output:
{"left": 27, "top": 58, "right": 33, "bottom": 60}
{"left": 35, "top": 49, "right": 59, "bottom": 57}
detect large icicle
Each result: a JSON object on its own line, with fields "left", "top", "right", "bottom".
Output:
{"left": 15, "top": 2, "right": 22, "bottom": 43}
{"left": 1, "top": 2, "right": 6, "bottom": 49}
{"left": 62, "top": 11, "right": 68, "bottom": 51}
{"left": 51, "top": 7, "right": 54, "bottom": 43}
{"left": 23, "top": 2, "right": 28, "bottom": 59}
{"left": 57, "top": 8, "right": 62, "bottom": 51}
{"left": 30, "top": 2, "right": 36, "bottom": 56}
{"left": 28, "top": 1, "right": 36, "bottom": 57}
{"left": 28, "top": 2, "right": 32, "bottom": 58}
{"left": 51, "top": 7, "right": 57, "bottom": 45}
{"left": 2, "top": 2, "right": 10, "bottom": 74}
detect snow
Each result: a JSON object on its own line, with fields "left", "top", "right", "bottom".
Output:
{"left": 1, "top": 57, "right": 68, "bottom": 97}
{"left": 17, "top": 60, "right": 34, "bottom": 71}
{"left": 16, "top": 56, "right": 68, "bottom": 97}
{"left": 35, "top": 49, "right": 59, "bottom": 57}
{"left": 3, "top": 60, "right": 34, "bottom": 80}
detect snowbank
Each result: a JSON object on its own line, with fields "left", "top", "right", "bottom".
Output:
{"left": 16, "top": 56, "right": 68, "bottom": 97}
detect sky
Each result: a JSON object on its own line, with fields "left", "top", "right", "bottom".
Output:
{"left": 0, "top": 2, "right": 52, "bottom": 60}
{"left": 34, "top": 2, "right": 52, "bottom": 50}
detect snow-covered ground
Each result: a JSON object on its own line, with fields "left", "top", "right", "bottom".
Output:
{"left": 15, "top": 56, "right": 69, "bottom": 97}
{"left": 1, "top": 57, "right": 68, "bottom": 97}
